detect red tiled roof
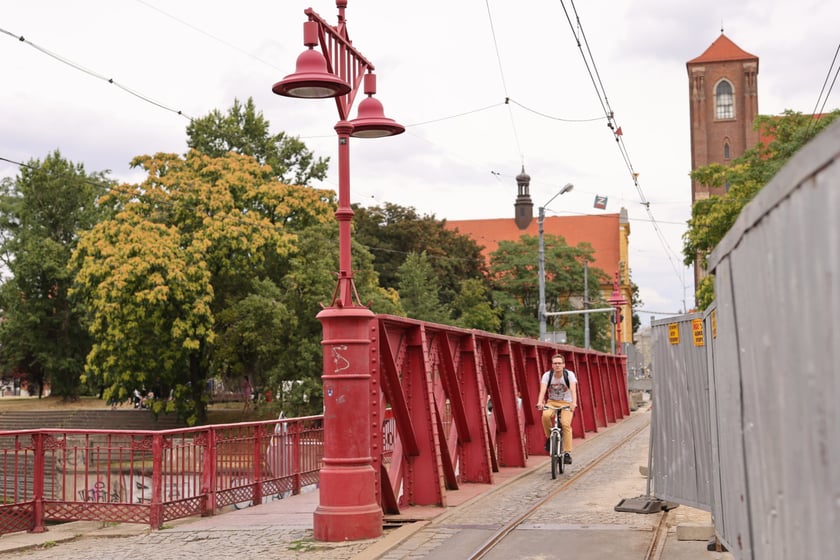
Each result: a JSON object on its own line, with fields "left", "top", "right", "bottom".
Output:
{"left": 445, "top": 214, "right": 621, "bottom": 279}
{"left": 687, "top": 33, "right": 758, "bottom": 65}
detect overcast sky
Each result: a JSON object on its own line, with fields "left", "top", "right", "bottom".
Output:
{"left": 2, "top": 0, "right": 838, "bottom": 330}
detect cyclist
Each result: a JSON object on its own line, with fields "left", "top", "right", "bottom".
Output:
{"left": 536, "top": 354, "right": 578, "bottom": 464}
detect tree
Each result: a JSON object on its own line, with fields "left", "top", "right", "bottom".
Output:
{"left": 397, "top": 251, "right": 451, "bottom": 323}
{"left": 0, "top": 151, "right": 108, "bottom": 399}
{"left": 684, "top": 109, "right": 840, "bottom": 308}
{"left": 186, "top": 97, "right": 329, "bottom": 186}
{"left": 264, "top": 220, "right": 400, "bottom": 416}
{"left": 213, "top": 278, "right": 293, "bottom": 403}
{"left": 451, "top": 278, "right": 502, "bottom": 332}
{"left": 71, "top": 150, "right": 335, "bottom": 424}
{"left": 352, "top": 203, "right": 488, "bottom": 307}
{"left": 489, "top": 234, "right": 612, "bottom": 350}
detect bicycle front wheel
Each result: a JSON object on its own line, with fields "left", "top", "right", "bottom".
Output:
{"left": 550, "top": 431, "right": 561, "bottom": 479}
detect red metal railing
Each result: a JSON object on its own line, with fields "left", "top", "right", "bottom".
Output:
{"left": 0, "top": 416, "right": 323, "bottom": 535}
{"left": 2, "top": 315, "right": 629, "bottom": 534}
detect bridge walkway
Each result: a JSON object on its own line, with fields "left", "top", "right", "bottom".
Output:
{"left": 0, "top": 405, "right": 728, "bottom": 560}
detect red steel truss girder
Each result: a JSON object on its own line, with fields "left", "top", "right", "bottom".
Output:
{"left": 377, "top": 318, "right": 446, "bottom": 508}
{"left": 373, "top": 314, "right": 629, "bottom": 514}
{"left": 480, "top": 338, "right": 528, "bottom": 468}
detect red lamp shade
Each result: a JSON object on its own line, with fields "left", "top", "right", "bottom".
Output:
{"left": 350, "top": 96, "right": 405, "bottom": 138}
{"left": 272, "top": 48, "right": 351, "bottom": 99}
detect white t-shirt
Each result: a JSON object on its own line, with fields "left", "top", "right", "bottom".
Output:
{"left": 541, "top": 369, "right": 577, "bottom": 402}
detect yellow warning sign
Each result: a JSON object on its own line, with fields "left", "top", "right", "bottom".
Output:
{"left": 691, "top": 318, "right": 704, "bottom": 346}
{"left": 668, "top": 323, "right": 680, "bottom": 345}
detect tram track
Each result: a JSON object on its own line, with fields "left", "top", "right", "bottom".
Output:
{"left": 466, "top": 417, "right": 653, "bottom": 560}
{"left": 360, "top": 408, "right": 705, "bottom": 560}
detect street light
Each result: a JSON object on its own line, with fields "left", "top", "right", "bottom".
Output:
{"left": 538, "top": 183, "right": 574, "bottom": 340}
{"left": 272, "top": 1, "right": 403, "bottom": 543}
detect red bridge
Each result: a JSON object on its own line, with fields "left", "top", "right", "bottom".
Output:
{"left": 0, "top": 314, "right": 629, "bottom": 538}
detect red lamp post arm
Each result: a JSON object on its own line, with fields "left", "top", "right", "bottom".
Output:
{"left": 304, "top": 7, "right": 375, "bottom": 121}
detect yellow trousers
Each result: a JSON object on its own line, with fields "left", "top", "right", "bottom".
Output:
{"left": 541, "top": 399, "right": 574, "bottom": 452}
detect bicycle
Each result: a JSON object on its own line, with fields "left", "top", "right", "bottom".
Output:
{"left": 541, "top": 404, "right": 570, "bottom": 479}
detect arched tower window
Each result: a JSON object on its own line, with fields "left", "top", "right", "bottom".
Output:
{"left": 724, "top": 142, "right": 731, "bottom": 160}
{"left": 715, "top": 80, "right": 734, "bottom": 119}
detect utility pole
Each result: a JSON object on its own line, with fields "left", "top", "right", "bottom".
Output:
{"left": 538, "top": 183, "right": 574, "bottom": 340}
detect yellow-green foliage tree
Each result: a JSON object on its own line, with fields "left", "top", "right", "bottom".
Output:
{"left": 71, "top": 150, "right": 334, "bottom": 424}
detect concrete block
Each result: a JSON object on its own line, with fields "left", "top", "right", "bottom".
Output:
{"left": 676, "top": 523, "right": 715, "bottom": 541}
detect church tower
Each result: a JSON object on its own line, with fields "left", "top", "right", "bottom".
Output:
{"left": 686, "top": 33, "right": 759, "bottom": 293}
{"left": 513, "top": 166, "right": 534, "bottom": 230}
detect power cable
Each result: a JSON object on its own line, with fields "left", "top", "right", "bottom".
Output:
{"left": 506, "top": 98, "right": 606, "bottom": 123}
{"left": 483, "top": 0, "right": 523, "bottom": 165}
{"left": 0, "top": 27, "right": 192, "bottom": 120}
{"left": 134, "top": 0, "right": 282, "bottom": 71}
{"left": 404, "top": 103, "right": 506, "bottom": 127}
{"left": 806, "top": 42, "right": 840, "bottom": 137}
{"left": 557, "top": 0, "right": 688, "bottom": 295}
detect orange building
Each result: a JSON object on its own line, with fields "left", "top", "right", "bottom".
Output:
{"left": 445, "top": 169, "right": 633, "bottom": 346}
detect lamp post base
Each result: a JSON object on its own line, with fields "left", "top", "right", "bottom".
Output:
{"left": 315, "top": 304, "right": 382, "bottom": 541}
{"left": 313, "top": 464, "right": 382, "bottom": 541}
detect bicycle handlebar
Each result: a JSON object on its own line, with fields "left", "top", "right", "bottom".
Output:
{"left": 537, "top": 404, "right": 571, "bottom": 411}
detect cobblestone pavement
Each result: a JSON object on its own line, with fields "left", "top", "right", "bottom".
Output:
{"left": 2, "top": 408, "right": 720, "bottom": 560}
{"left": 2, "top": 526, "right": 378, "bottom": 560}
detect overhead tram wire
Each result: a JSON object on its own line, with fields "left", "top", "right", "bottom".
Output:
{"left": 0, "top": 27, "right": 192, "bottom": 121}
{"left": 404, "top": 102, "right": 507, "bottom": 127}
{"left": 557, "top": 0, "right": 688, "bottom": 292}
{"left": 1, "top": 10, "right": 603, "bottom": 209}
{"left": 134, "top": 0, "right": 282, "bottom": 71}
{"left": 806, "top": 42, "right": 840, "bottom": 137}
{"left": 563, "top": 0, "right": 687, "bottom": 274}
{"left": 2, "top": 6, "right": 682, "bottom": 267}
{"left": 1, "top": 154, "right": 493, "bottom": 275}
{"left": 483, "top": 0, "right": 524, "bottom": 165}
{"left": 506, "top": 98, "right": 606, "bottom": 123}
{"left": 2, "top": 151, "right": 688, "bottom": 306}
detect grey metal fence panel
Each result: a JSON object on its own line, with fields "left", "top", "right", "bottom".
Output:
{"left": 704, "top": 274, "right": 752, "bottom": 558}
{"left": 708, "top": 119, "right": 840, "bottom": 560}
{"left": 624, "top": 343, "right": 651, "bottom": 392}
{"left": 650, "top": 312, "right": 712, "bottom": 511}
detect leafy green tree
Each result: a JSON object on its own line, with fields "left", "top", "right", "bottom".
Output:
{"left": 397, "top": 251, "right": 451, "bottom": 323}
{"left": 186, "top": 97, "right": 329, "bottom": 186}
{"left": 262, "top": 220, "right": 400, "bottom": 417}
{"left": 451, "top": 278, "right": 501, "bottom": 332}
{"left": 490, "top": 234, "right": 612, "bottom": 350}
{"left": 353, "top": 203, "right": 488, "bottom": 307}
{"left": 0, "top": 151, "right": 108, "bottom": 399}
{"left": 684, "top": 109, "right": 840, "bottom": 308}
{"left": 71, "top": 150, "right": 335, "bottom": 424}
{"left": 213, "top": 278, "right": 293, "bottom": 400}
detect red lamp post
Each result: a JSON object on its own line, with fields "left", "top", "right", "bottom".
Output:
{"left": 272, "top": 1, "right": 404, "bottom": 542}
